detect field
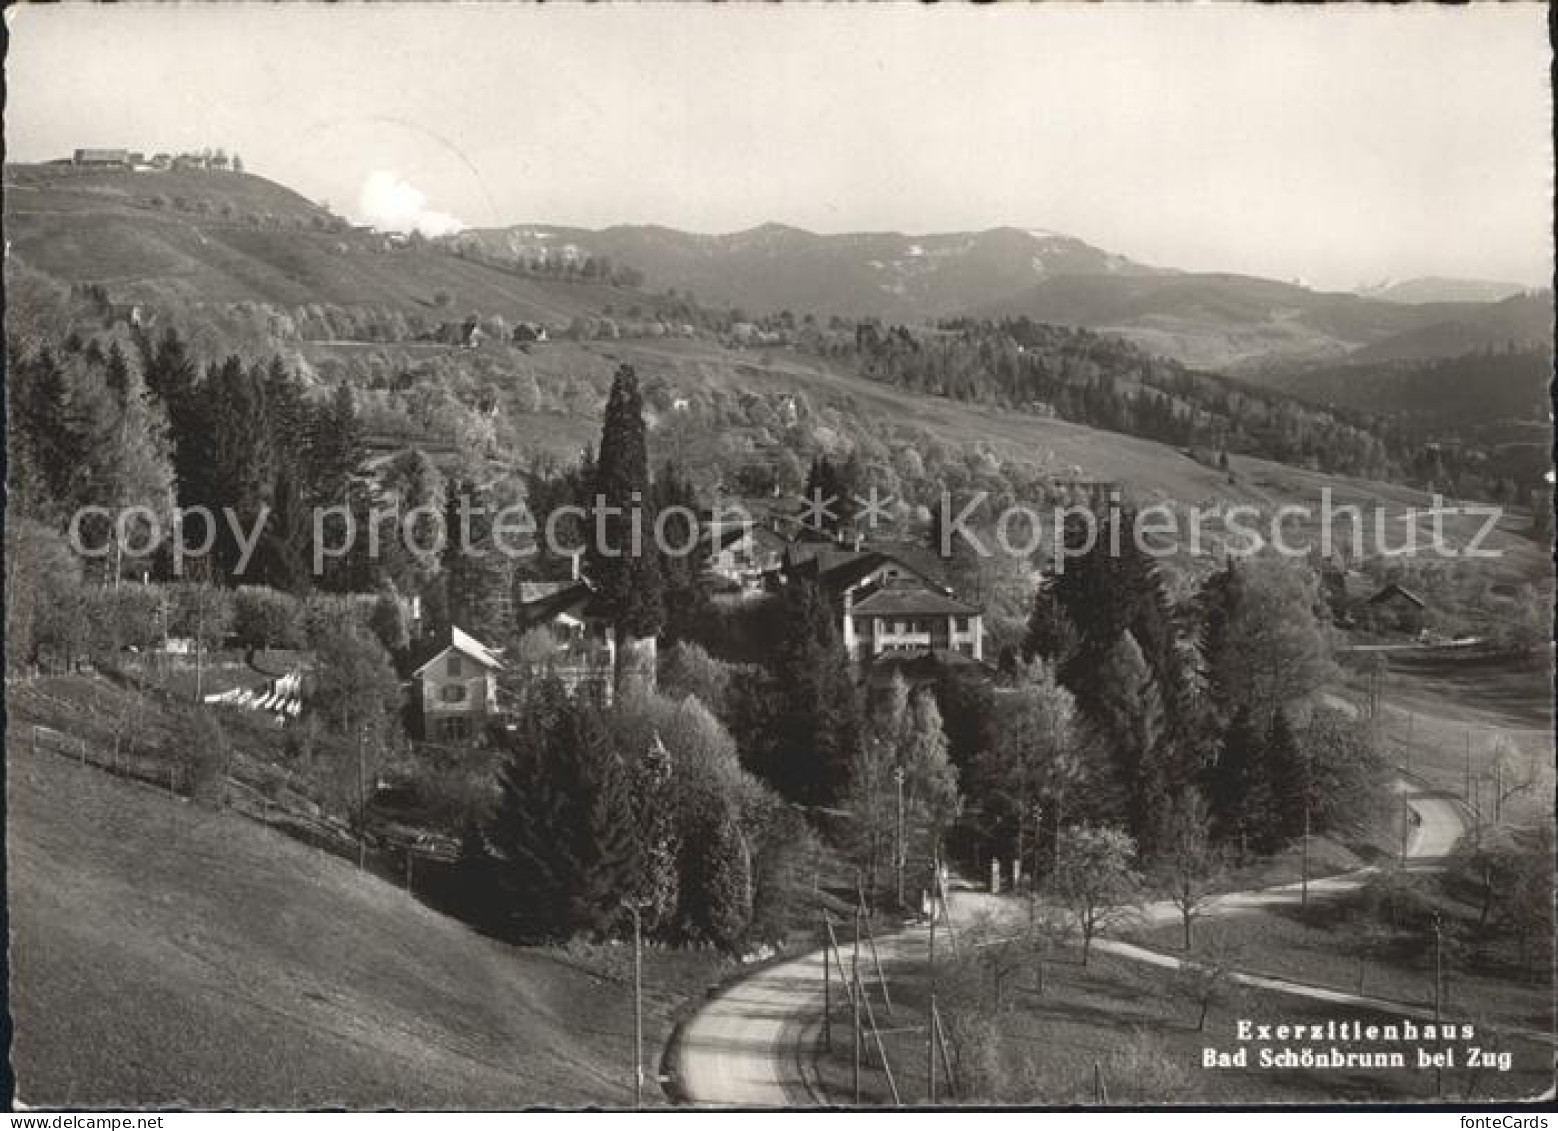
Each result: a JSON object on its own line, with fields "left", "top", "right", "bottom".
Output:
{"left": 1335, "top": 646, "right": 1554, "bottom": 824}
{"left": 5, "top": 734, "right": 728, "bottom": 1108}
{"left": 808, "top": 937, "right": 1552, "bottom": 1106}
{"left": 4, "top": 164, "right": 629, "bottom": 320}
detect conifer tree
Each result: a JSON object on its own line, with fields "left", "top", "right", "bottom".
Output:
{"left": 631, "top": 733, "right": 681, "bottom": 936}
{"left": 588, "top": 364, "right": 664, "bottom": 640}
{"left": 1023, "top": 581, "right": 1080, "bottom": 667}
{"left": 305, "top": 381, "right": 365, "bottom": 506}
{"left": 104, "top": 340, "right": 132, "bottom": 402}
{"left": 767, "top": 575, "right": 860, "bottom": 805}
{"left": 1263, "top": 707, "right": 1306, "bottom": 846}
{"left": 442, "top": 476, "right": 514, "bottom": 634}
{"left": 191, "top": 357, "right": 275, "bottom": 579}
{"left": 487, "top": 682, "right": 640, "bottom": 940}
{"left": 652, "top": 459, "right": 705, "bottom": 644}
{"left": 1203, "top": 706, "right": 1269, "bottom": 857}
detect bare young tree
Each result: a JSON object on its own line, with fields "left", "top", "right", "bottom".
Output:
{"left": 1151, "top": 788, "right": 1227, "bottom": 951}
{"left": 1051, "top": 823, "right": 1140, "bottom": 967}
{"left": 1168, "top": 931, "right": 1245, "bottom": 1032}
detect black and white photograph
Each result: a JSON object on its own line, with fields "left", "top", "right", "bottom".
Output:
{"left": 3, "top": 2, "right": 1554, "bottom": 1113}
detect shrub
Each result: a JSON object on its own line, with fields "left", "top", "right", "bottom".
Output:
{"left": 171, "top": 708, "right": 230, "bottom": 807}
{"left": 232, "top": 585, "right": 305, "bottom": 651}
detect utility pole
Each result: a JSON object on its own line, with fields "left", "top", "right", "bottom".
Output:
{"left": 620, "top": 899, "right": 649, "bottom": 1109}
{"left": 357, "top": 725, "right": 367, "bottom": 871}
{"left": 1028, "top": 801, "right": 1042, "bottom": 935}
{"left": 1399, "top": 793, "right": 1410, "bottom": 866}
{"left": 1432, "top": 911, "right": 1443, "bottom": 1099}
{"left": 894, "top": 765, "right": 906, "bottom": 910}
{"left": 1464, "top": 731, "right": 1472, "bottom": 801}
{"left": 927, "top": 846, "right": 938, "bottom": 1105}
{"left": 822, "top": 915, "right": 832, "bottom": 1052}
{"left": 632, "top": 902, "right": 644, "bottom": 1109}
{"left": 1300, "top": 794, "right": 1311, "bottom": 909}
{"left": 853, "top": 877, "right": 862, "bottom": 1106}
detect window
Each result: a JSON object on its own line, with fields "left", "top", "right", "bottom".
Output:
{"left": 441, "top": 683, "right": 467, "bottom": 704}
{"left": 448, "top": 653, "right": 463, "bottom": 677}
{"left": 955, "top": 616, "right": 970, "bottom": 633}
{"left": 440, "top": 717, "right": 472, "bottom": 741}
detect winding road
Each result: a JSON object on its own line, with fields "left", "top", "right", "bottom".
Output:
{"left": 669, "top": 778, "right": 1468, "bottom": 1106}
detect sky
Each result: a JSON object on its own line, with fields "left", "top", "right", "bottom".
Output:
{"left": 6, "top": 3, "right": 1552, "bottom": 290}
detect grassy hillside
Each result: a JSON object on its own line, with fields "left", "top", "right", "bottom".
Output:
{"left": 4, "top": 163, "right": 628, "bottom": 322}
{"left": 6, "top": 728, "right": 721, "bottom": 1108}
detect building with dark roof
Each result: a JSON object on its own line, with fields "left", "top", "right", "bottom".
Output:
{"left": 407, "top": 625, "right": 504, "bottom": 742}
{"left": 845, "top": 578, "right": 984, "bottom": 661}
{"left": 1363, "top": 582, "right": 1428, "bottom": 635}
{"left": 781, "top": 542, "right": 983, "bottom": 663}
{"left": 513, "top": 579, "right": 617, "bottom": 706}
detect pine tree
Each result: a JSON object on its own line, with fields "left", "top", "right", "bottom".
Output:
{"left": 75, "top": 353, "right": 175, "bottom": 583}
{"left": 104, "top": 341, "right": 132, "bottom": 402}
{"left": 1023, "top": 581, "right": 1080, "bottom": 667}
{"left": 767, "top": 576, "right": 860, "bottom": 805}
{"left": 1263, "top": 707, "right": 1306, "bottom": 847}
{"left": 901, "top": 689, "right": 960, "bottom": 849}
{"left": 305, "top": 381, "right": 365, "bottom": 506}
{"left": 191, "top": 357, "right": 275, "bottom": 579}
{"left": 653, "top": 459, "right": 705, "bottom": 644}
{"left": 588, "top": 364, "right": 664, "bottom": 641}
{"left": 442, "top": 476, "right": 514, "bottom": 635}
{"left": 1093, "top": 630, "right": 1168, "bottom": 844}
{"left": 487, "top": 682, "right": 640, "bottom": 940}
{"left": 13, "top": 346, "right": 84, "bottom": 512}
{"left": 1202, "top": 706, "right": 1270, "bottom": 858}
{"left": 631, "top": 733, "right": 681, "bottom": 936}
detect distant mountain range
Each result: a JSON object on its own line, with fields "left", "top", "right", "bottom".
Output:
{"left": 459, "top": 222, "right": 1551, "bottom": 373}
{"left": 5, "top": 161, "right": 1549, "bottom": 382}
{"left": 1355, "top": 276, "right": 1535, "bottom": 305}
{"left": 453, "top": 223, "right": 1165, "bottom": 320}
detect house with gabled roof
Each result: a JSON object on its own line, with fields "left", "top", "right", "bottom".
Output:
{"left": 407, "top": 625, "right": 503, "bottom": 742}
{"left": 513, "top": 579, "right": 617, "bottom": 706}
{"left": 1363, "top": 582, "right": 1428, "bottom": 636}
{"left": 784, "top": 543, "right": 984, "bottom": 664}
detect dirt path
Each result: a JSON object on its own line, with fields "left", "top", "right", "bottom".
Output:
{"left": 669, "top": 773, "right": 1468, "bottom": 1106}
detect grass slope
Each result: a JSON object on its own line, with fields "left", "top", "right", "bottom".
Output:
{"left": 4, "top": 164, "right": 627, "bottom": 321}
{"left": 5, "top": 741, "right": 716, "bottom": 1108}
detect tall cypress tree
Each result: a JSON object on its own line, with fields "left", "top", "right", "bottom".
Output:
{"left": 588, "top": 365, "right": 663, "bottom": 640}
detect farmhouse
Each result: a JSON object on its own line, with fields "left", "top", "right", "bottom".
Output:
{"left": 1364, "top": 582, "right": 1428, "bottom": 635}
{"left": 73, "top": 148, "right": 131, "bottom": 167}
{"left": 407, "top": 625, "right": 503, "bottom": 742}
